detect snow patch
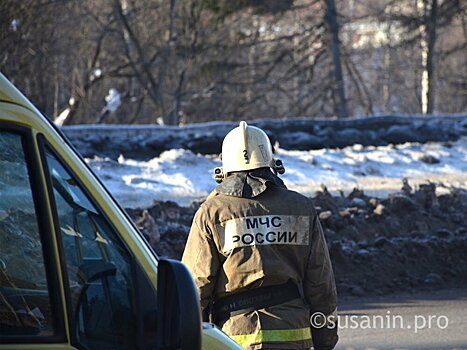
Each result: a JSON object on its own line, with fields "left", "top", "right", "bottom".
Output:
{"left": 86, "top": 138, "right": 467, "bottom": 209}
{"left": 105, "top": 88, "right": 121, "bottom": 113}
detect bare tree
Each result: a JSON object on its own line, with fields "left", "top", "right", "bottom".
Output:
{"left": 1, "top": 0, "right": 465, "bottom": 124}
{"left": 324, "top": 0, "right": 348, "bottom": 117}
{"left": 418, "top": 0, "right": 438, "bottom": 114}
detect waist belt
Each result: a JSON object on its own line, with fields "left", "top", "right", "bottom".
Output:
{"left": 212, "top": 281, "right": 300, "bottom": 324}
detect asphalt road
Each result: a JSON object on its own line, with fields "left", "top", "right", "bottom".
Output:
{"left": 335, "top": 288, "right": 467, "bottom": 350}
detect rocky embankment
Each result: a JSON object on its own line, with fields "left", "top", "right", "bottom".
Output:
{"left": 64, "top": 115, "right": 467, "bottom": 160}
{"left": 126, "top": 181, "right": 467, "bottom": 297}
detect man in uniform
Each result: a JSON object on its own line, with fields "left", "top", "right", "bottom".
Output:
{"left": 182, "top": 121, "right": 338, "bottom": 349}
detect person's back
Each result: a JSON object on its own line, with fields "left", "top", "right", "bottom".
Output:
{"left": 182, "top": 122, "right": 338, "bottom": 349}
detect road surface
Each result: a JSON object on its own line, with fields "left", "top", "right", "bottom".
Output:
{"left": 335, "top": 288, "right": 467, "bottom": 350}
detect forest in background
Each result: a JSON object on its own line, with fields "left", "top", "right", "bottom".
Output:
{"left": 1, "top": 0, "right": 465, "bottom": 125}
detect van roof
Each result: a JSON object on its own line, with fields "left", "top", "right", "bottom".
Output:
{"left": 0, "top": 73, "right": 39, "bottom": 113}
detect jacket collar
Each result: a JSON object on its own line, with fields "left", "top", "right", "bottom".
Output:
{"left": 215, "top": 168, "right": 286, "bottom": 198}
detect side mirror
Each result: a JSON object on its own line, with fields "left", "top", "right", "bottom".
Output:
{"left": 156, "top": 258, "right": 202, "bottom": 350}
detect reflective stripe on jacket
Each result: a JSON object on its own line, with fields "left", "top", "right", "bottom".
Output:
{"left": 230, "top": 326, "right": 312, "bottom": 348}
{"left": 182, "top": 169, "right": 338, "bottom": 350}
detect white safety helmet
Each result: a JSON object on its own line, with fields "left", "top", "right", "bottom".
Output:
{"left": 214, "top": 121, "right": 285, "bottom": 183}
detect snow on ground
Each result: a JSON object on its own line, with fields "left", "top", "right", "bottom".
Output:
{"left": 86, "top": 137, "right": 467, "bottom": 208}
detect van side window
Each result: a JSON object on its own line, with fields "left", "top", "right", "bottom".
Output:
{"left": 0, "top": 131, "right": 56, "bottom": 339}
{"left": 44, "top": 149, "right": 139, "bottom": 350}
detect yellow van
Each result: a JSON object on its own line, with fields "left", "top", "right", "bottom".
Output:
{"left": 0, "top": 73, "right": 240, "bottom": 350}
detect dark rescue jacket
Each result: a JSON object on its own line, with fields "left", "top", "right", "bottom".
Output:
{"left": 182, "top": 169, "right": 338, "bottom": 349}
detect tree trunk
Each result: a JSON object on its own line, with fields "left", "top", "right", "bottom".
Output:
{"left": 324, "top": 0, "right": 348, "bottom": 118}
{"left": 418, "top": 0, "right": 438, "bottom": 114}
{"left": 426, "top": 0, "right": 438, "bottom": 114}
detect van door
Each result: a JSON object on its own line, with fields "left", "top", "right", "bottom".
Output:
{"left": 39, "top": 142, "right": 158, "bottom": 350}
{"left": 0, "top": 127, "right": 66, "bottom": 347}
